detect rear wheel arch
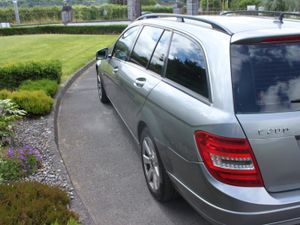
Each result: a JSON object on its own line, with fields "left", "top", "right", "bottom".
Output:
{"left": 137, "top": 121, "right": 147, "bottom": 143}
{"left": 140, "top": 127, "right": 177, "bottom": 201}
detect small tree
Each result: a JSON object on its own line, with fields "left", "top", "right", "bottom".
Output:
{"left": 201, "top": 0, "right": 221, "bottom": 11}
{"left": 262, "top": 0, "right": 286, "bottom": 11}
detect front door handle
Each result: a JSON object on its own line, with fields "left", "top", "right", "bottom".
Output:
{"left": 113, "top": 67, "right": 119, "bottom": 74}
{"left": 134, "top": 77, "right": 146, "bottom": 88}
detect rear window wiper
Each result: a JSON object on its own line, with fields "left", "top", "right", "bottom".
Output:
{"left": 290, "top": 99, "right": 300, "bottom": 103}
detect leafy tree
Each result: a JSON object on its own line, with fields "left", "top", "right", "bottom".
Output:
{"left": 201, "top": 0, "right": 221, "bottom": 11}
{"left": 261, "top": 0, "right": 285, "bottom": 11}
{"left": 286, "top": 0, "right": 300, "bottom": 11}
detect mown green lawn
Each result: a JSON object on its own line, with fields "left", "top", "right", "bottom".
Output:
{"left": 0, "top": 34, "right": 117, "bottom": 81}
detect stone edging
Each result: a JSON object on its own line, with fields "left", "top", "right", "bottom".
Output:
{"left": 51, "top": 59, "right": 96, "bottom": 225}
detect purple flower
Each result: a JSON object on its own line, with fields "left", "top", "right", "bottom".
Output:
{"left": 17, "top": 148, "right": 24, "bottom": 156}
{"left": 7, "top": 148, "right": 14, "bottom": 158}
{"left": 6, "top": 145, "right": 42, "bottom": 176}
{"left": 17, "top": 155, "right": 26, "bottom": 161}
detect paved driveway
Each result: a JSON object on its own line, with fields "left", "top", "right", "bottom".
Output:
{"left": 58, "top": 65, "right": 211, "bottom": 225}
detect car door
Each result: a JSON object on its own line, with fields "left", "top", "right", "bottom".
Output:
{"left": 116, "top": 26, "right": 172, "bottom": 133}
{"left": 100, "top": 26, "right": 141, "bottom": 108}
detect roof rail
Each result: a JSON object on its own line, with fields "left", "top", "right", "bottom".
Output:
{"left": 136, "top": 13, "right": 232, "bottom": 35}
{"left": 278, "top": 12, "right": 300, "bottom": 23}
{"left": 221, "top": 10, "right": 300, "bottom": 23}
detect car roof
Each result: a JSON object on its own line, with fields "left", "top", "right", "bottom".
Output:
{"left": 199, "top": 15, "right": 300, "bottom": 34}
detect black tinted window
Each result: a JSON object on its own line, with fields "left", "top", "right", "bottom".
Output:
{"left": 165, "top": 33, "right": 208, "bottom": 98}
{"left": 231, "top": 42, "right": 300, "bottom": 113}
{"left": 113, "top": 26, "right": 140, "bottom": 61}
{"left": 149, "top": 31, "right": 172, "bottom": 75}
{"left": 130, "top": 26, "right": 164, "bottom": 68}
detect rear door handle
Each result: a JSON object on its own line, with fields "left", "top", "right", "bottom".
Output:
{"left": 134, "top": 77, "right": 146, "bottom": 88}
{"left": 113, "top": 67, "right": 119, "bottom": 73}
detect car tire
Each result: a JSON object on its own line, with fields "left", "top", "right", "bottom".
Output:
{"left": 140, "top": 128, "right": 177, "bottom": 202}
{"left": 97, "top": 73, "right": 109, "bottom": 104}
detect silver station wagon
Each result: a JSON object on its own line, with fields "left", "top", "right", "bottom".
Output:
{"left": 96, "top": 12, "right": 300, "bottom": 225}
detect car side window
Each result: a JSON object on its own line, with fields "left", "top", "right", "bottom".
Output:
{"left": 148, "top": 30, "right": 172, "bottom": 75}
{"left": 113, "top": 26, "right": 140, "bottom": 61}
{"left": 130, "top": 26, "right": 164, "bottom": 68}
{"left": 165, "top": 33, "right": 209, "bottom": 98}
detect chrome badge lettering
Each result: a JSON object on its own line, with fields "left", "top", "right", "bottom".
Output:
{"left": 258, "top": 128, "right": 289, "bottom": 136}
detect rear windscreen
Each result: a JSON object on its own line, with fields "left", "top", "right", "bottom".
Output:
{"left": 231, "top": 42, "right": 300, "bottom": 113}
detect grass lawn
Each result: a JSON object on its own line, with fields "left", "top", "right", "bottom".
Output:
{"left": 0, "top": 34, "right": 117, "bottom": 81}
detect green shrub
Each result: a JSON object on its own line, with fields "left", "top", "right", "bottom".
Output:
{"left": 0, "top": 89, "right": 10, "bottom": 99}
{"left": 0, "top": 25, "right": 127, "bottom": 36}
{"left": 10, "top": 90, "right": 53, "bottom": 115}
{"left": 19, "top": 79, "right": 58, "bottom": 97}
{"left": 0, "top": 90, "right": 53, "bottom": 115}
{"left": 0, "top": 61, "right": 62, "bottom": 89}
{"left": 51, "top": 218, "right": 81, "bottom": 225}
{"left": 0, "top": 24, "right": 125, "bottom": 35}
{"left": 142, "top": 5, "right": 173, "bottom": 13}
{"left": 0, "top": 181, "right": 78, "bottom": 225}
{"left": 0, "top": 157, "right": 21, "bottom": 181}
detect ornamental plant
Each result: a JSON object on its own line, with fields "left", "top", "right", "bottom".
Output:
{"left": 0, "top": 145, "right": 42, "bottom": 181}
{"left": 0, "top": 99, "right": 26, "bottom": 145}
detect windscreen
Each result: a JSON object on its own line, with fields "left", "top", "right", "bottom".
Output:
{"left": 231, "top": 41, "right": 300, "bottom": 113}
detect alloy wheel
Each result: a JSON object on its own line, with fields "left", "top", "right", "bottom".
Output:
{"left": 142, "top": 136, "right": 161, "bottom": 192}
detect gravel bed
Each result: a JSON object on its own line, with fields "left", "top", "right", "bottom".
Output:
{"left": 14, "top": 117, "right": 74, "bottom": 197}
{"left": 13, "top": 116, "right": 94, "bottom": 225}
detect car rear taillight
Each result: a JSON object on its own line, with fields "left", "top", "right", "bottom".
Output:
{"left": 194, "top": 131, "right": 263, "bottom": 187}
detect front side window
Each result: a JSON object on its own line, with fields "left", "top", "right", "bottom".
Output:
{"left": 113, "top": 26, "right": 140, "bottom": 61}
{"left": 165, "top": 33, "right": 209, "bottom": 98}
{"left": 130, "top": 26, "right": 164, "bottom": 68}
{"left": 231, "top": 42, "right": 300, "bottom": 113}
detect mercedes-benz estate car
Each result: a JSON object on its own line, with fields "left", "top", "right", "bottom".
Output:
{"left": 95, "top": 12, "right": 300, "bottom": 225}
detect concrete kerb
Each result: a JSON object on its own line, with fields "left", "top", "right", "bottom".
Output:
{"left": 51, "top": 59, "right": 96, "bottom": 225}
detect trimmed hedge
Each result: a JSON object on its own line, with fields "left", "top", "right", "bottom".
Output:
{"left": 0, "top": 181, "right": 78, "bottom": 225}
{"left": 18, "top": 79, "right": 59, "bottom": 97}
{"left": 0, "top": 61, "right": 62, "bottom": 89}
{"left": 0, "top": 25, "right": 127, "bottom": 36}
{"left": 0, "top": 4, "right": 172, "bottom": 24}
{"left": 0, "top": 90, "right": 53, "bottom": 115}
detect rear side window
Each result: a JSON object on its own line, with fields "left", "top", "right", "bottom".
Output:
{"left": 231, "top": 42, "right": 300, "bottom": 113}
{"left": 165, "top": 33, "right": 209, "bottom": 98}
{"left": 148, "top": 30, "right": 172, "bottom": 75}
{"left": 130, "top": 26, "right": 164, "bottom": 68}
{"left": 113, "top": 26, "right": 140, "bottom": 61}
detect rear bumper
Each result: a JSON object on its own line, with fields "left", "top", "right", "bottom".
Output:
{"left": 166, "top": 149, "right": 300, "bottom": 225}
{"left": 169, "top": 171, "right": 300, "bottom": 225}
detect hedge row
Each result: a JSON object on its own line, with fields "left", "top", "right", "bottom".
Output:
{"left": 0, "top": 24, "right": 127, "bottom": 36}
{"left": 0, "top": 4, "right": 172, "bottom": 24}
{"left": 0, "top": 61, "right": 62, "bottom": 89}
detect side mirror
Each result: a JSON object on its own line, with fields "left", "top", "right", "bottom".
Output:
{"left": 96, "top": 48, "right": 108, "bottom": 60}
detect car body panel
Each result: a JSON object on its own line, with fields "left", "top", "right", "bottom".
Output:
{"left": 96, "top": 14, "right": 300, "bottom": 225}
